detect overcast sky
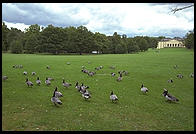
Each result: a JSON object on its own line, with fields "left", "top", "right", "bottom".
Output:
{"left": 2, "top": 3, "right": 194, "bottom": 38}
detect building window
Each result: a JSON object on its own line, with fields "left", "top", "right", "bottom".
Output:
{"left": 178, "top": 44, "right": 180, "bottom": 47}
{"left": 167, "top": 44, "right": 169, "bottom": 47}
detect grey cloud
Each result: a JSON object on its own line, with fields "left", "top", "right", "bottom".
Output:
{"left": 2, "top": 3, "right": 88, "bottom": 27}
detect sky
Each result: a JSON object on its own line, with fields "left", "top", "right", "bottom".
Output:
{"left": 2, "top": 3, "right": 194, "bottom": 38}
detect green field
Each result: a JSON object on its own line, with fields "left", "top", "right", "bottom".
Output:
{"left": 2, "top": 48, "right": 194, "bottom": 131}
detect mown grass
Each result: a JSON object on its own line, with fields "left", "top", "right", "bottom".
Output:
{"left": 2, "top": 48, "right": 194, "bottom": 131}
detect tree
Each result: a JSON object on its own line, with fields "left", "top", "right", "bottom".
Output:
{"left": 10, "top": 40, "right": 23, "bottom": 54}
{"left": 2, "top": 22, "right": 10, "bottom": 51}
{"left": 184, "top": 30, "right": 194, "bottom": 49}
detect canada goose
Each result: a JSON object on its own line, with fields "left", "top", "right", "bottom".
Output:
{"left": 162, "top": 88, "right": 179, "bottom": 102}
{"left": 82, "top": 89, "right": 91, "bottom": 100}
{"left": 13, "top": 65, "right": 16, "bottom": 68}
{"left": 117, "top": 73, "right": 123, "bottom": 82}
{"left": 32, "top": 72, "right": 36, "bottom": 76}
{"left": 110, "top": 66, "right": 115, "bottom": 69}
{"left": 45, "top": 77, "right": 51, "bottom": 86}
{"left": 141, "top": 84, "right": 148, "bottom": 93}
{"left": 75, "top": 82, "right": 80, "bottom": 90}
{"left": 177, "top": 74, "right": 183, "bottom": 79}
{"left": 95, "top": 67, "right": 100, "bottom": 70}
{"left": 23, "top": 71, "right": 27, "bottom": 75}
{"left": 62, "top": 79, "right": 72, "bottom": 88}
{"left": 189, "top": 73, "right": 194, "bottom": 78}
{"left": 26, "top": 78, "right": 33, "bottom": 87}
{"left": 81, "top": 83, "right": 89, "bottom": 90}
{"left": 51, "top": 90, "right": 62, "bottom": 106}
{"left": 36, "top": 77, "right": 41, "bottom": 85}
{"left": 122, "top": 70, "right": 128, "bottom": 76}
{"left": 167, "top": 78, "right": 173, "bottom": 83}
{"left": 54, "top": 87, "right": 63, "bottom": 97}
{"left": 2, "top": 76, "right": 8, "bottom": 81}
{"left": 19, "top": 65, "right": 23, "bottom": 68}
{"left": 110, "top": 91, "right": 118, "bottom": 103}
{"left": 111, "top": 73, "right": 116, "bottom": 76}
{"left": 173, "top": 65, "right": 178, "bottom": 69}
{"left": 88, "top": 71, "right": 96, "bottom": 76}
{"left": 46, "top": 65, "right": 50, "bottom": 69}
{"left": 100, "top": 66, "right": 103, "bottom": 69}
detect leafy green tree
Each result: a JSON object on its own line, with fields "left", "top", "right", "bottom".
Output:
{"left": 2, "top": 22, "right": 10, "bottom": 51}
{"left": 184, "top": 30, "right": 194, "bottom": 49}
{"left": 10, "top": 40, "right": 23, "bottom": 54}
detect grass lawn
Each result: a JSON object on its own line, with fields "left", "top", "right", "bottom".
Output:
{"left": 2, "top": 48, "right": 194, "bottom": 131}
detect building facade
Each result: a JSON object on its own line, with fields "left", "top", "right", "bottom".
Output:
{"left": 157, "top": 38, "right": 185, "bottom": 49}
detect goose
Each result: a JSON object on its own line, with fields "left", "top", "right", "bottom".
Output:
{"left": 26, "top": 78, "right": 33, "bottom": 87}
{"left": 110, "top": 91, "right": 118, "bottom": 103}
{"left": 13, "top": 65, "right": 16, "bottom": 68}
{"left": 62, "top": 79, "right": 72, "bottom": 88}
{"left": 122, "top": 70, "right": 128, "bottom": 76}
{"left": 95, "top": 67, "right": 100, "bottom": 70}
{"left": 117, "top": 73, "right": 123, "bottom": 82}
{"left": 75, "top": 82, "right": 80, "bottom": 90}
{"left": 111, "top": 72, "right": 116, "bottom": 76}
{"left": 141, "top": 84, "right": 148, "bottom": 93}
{"left": 32, "top": 72, "right": 36, "bottom": 76}
{"left": 167, "top": 78, "right": 173, "bottom": 83}
{"left": 88, "top": 71, "right": 96, "bottom": 76}
{"left": 100, "top": 66, "right": 103, "bottom": 69}
{"left": 189, "top": 73, "right": 194, "bottom": 78}
{"left": 45, "top": 77, "right": 51, "bottom": 86}
{"left": 173, "top": 65, "right": 178, "bottom": 69}
{"left": 19, "top": 65, "right": 23, "bottom": 68}
{"left": 2, "top": 76, "right": 8, "bottom": 81}
{"left": 54, "top": 87, "right": 63, "bottom": 98}
{"left": 110, "top": 66, "right": 115, "bottom": 69}
{"left": 82, "top": 89, "right": 91, "bottom": 100}
{"left": 177, "top": 74, "right": 183, "bottom": 79}
{"left": 23, "top": 71, "right": 27, "bottom": 75}
{"left": 81, "top": 83, "right": 89, "bottom": 90}
{"left": 162, "top": 88, "right": 179, "bottom": 102}
{"left": 36, "top": 77, "right": 41, "bottom": 85}
{"left": 46, "top": 65, "right": 50, "bottom": 69}
{"left": 51, "top": 90, "right": 62, "bottom": 106}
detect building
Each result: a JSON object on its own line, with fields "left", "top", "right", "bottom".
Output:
{"left": 157, "top": 38, "right": 185, "bottom": 49}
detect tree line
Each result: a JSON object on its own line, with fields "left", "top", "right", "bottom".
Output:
{"left": 2, "top": 22, "right": 194, "bottom": 54}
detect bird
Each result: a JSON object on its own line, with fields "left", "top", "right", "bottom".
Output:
{"left": 189, "top": 73, "right": 194, "bottom": 78}
{"left": 75, "top": 82, "right": 80, "bottom": 90}
{"left": 23, "top": 71, "right": 27, "bottom": 75}
{"left": 167, "top": 78, "right": 173, "bottom": 83}
{"left": 177, "top": 74, "right": 183, "bottom": 79}
{"left": 88, "top": 71, "right": 96, "bottom": 76}
{"left": 32, "top": 72, "right": 36, "bottom": 76}
{"left": 19, "top": 65, "right": 23, "bottom": 68}
{"left": 162, "top": 88, "right": 179, "bottom": 102}
{"left": 141, "top": 84, "right": 148, "bottom": 93}
{"left": 122, "top": 70, "right": 129, "bottom": 76}
{"left": 100, "top": 66, "right": 103, "bottom": 69}
{"left": 67, "top": 62, "right": 70, "bottom": 65}
{"left": 36, "top": 77, "right": 41, "bottom": 85}
{"left": 46, "top": 65, "right": 50, "bottom": 69}
{"left": 82, "top": 89, "right": 91, "bottom": 100}
{"left": 45, "top": 77, "right": 51, "bottom": 86}
{"left": 54, "top": 87, "right": 63, "bottom": 98}
{"left": 81, "top": 83, "right": 89, "bottom": 90}
{"left": 51, "top": 90, "right": 62, "bottom": 106}
{"left": 110, "top": 91, "right": 118, "bottom": 103}
{"left": 111, "top": 72, "right": 116, "bottom": 76}
{"left": 117, "top": 73, "right": 123, "bottom": 82}
{"left": 62, "top": 79, "right": 72, "bottom": 88}
{"left": 2, "top": 76, "right": 8, "bottom": 81}
{"left": 26, "top": 78, "right": 33, "bottom": 87}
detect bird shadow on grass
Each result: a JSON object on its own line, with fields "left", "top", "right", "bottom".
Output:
{"left": 163, "top": 100, "right": 180, "bottom": 105}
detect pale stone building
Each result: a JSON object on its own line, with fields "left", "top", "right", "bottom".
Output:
{"left": 157, "top": 38, "right": 185, "bottom": 49}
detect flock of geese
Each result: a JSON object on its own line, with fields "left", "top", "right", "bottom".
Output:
{"left": 2, "top": 63, "right": 194, "bottom": 106}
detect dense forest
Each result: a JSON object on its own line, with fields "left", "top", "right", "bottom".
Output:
{"left": 2, "top": 22, "right": 194, "bottom": 54}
